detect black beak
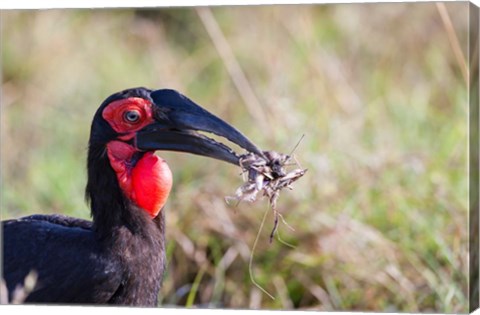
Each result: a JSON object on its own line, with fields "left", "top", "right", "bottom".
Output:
{"left": 135, "top": 89, "right": 264, "bottom": 165}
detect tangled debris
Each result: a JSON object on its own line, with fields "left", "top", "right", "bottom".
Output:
{"left": 226, "top": 150, "right": 307, "bottom": 242}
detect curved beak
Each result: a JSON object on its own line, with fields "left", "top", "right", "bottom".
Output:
{"left": 135, "top": 89, "right": 264, "bottom": 166}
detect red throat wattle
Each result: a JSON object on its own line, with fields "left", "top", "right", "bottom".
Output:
{"left": 106, "top": 141, "right": 173, "bottom": 218}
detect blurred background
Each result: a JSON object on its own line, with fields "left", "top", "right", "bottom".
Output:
{"left": 1, "top": 2, "right": 470, "bottom": 312}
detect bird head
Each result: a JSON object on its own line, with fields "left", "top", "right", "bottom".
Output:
{"left": 87, "top": 87, "right": 263, "bottom": 221}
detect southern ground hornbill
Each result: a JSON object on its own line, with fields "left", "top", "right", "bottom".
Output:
{"left": 2, "top": 87, "right": 264, "bottom": 306}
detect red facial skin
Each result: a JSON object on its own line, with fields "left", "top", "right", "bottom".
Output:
{"left": 103, "top": 98, "right": 173, "bottom": 218}
{"left": 102, "top": 97, "right": 155, "bottom": 140}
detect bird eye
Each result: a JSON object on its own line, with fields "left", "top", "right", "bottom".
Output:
{"left": 124, "top": 110, "right": 141, "bottom": 123}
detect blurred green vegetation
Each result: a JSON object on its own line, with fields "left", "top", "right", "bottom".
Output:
{"left": 1, "top": 3, "right": 470, "bottom": 312}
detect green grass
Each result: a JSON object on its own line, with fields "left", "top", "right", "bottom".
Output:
{"left": 1, "top": 3, "right": 470, "bottom": 312}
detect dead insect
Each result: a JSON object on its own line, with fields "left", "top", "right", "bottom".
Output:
{"left": 226, "top": 144, "right": 307, "bottom": 243}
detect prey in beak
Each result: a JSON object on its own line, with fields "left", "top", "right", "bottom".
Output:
{"left": 92, "top": 87, "right": 305, "bottom": 231}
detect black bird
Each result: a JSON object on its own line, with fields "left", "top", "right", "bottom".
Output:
{"left": 2, "top": 87, "right": 263, "bottom": 306}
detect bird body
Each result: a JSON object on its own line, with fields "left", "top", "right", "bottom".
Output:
{"left": 3, "top": 199, "right": 166, "bottom": 306}
{"left": 2, "top": 87, "right": 263, "bottom": 306}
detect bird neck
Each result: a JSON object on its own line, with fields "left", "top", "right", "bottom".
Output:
{"left": 105, "top": 141, "right": 172, "bottom": 218}
{"left": 85, "top": 141, "right": 170, "bottom": 239}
